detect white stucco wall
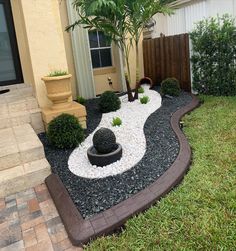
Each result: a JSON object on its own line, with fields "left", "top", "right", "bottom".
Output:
{"left": 153, "top": 0, "right": 236, "bottom": 37}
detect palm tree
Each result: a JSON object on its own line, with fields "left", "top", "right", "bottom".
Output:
{"left": 67, "top": 0, "right": 172, "bottom": 101}
{"left": 126, "top": 0, "right": 172, "bottom": 99}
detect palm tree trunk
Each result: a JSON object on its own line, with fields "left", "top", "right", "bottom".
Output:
{"left": 123, "top": 43, "right": 134, "bottom": 102}
{"left": 134, "top": 41, "right": 140, "bottom": 100}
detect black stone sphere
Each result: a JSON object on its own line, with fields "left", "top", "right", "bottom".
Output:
{"left": 93, "top": 128, "right": 116, "bottom": 154}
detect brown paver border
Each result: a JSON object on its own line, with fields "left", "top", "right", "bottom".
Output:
{"left": 45, "top": 94, "right": 200, "bottom": 246}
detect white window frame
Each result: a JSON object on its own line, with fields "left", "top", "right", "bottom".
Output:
{"left": 89, "top": 30, "right": 113, "bottom": 69}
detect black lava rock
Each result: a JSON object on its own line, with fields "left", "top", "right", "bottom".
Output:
{"left": 39, "top": 88, "right": 192, "bottom": 219}
{"left": 93, "top": 128, "right": 116, "bottom": 154}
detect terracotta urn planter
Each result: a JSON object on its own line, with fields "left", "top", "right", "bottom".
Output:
{"left": 42, "top": 74, "right": 72, "bottom": 110}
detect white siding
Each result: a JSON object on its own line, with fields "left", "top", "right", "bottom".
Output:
{"left": 166, "top": 8, "right": 185, "bottom": 35}
{"left": 185, "top": 1, "right": 207, "bottom": 32}
{"left": 152, "top": 0, "right": 236, "bottom": 38}
{"left": 207, "top": 0, "right": 235, "bottom": 17}
{"left": 153, "top": 13, "right": 168, "bottom": 37}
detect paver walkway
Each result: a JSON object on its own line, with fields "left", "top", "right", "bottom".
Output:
{"left": 0, "top": 184, "right": 83, "bottom": 251}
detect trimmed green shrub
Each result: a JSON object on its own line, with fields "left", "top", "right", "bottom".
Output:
{"left": 138, "top": 87, "right": 144, "bottom": 93}
{"left": 161, "top": 78, "right": 180, "bottom": 97}
{"left": 190, "top": 15, "right": 236, "bottom": 96}
{"left": 77, "top": 96, "right": 86, "bottom": 105}
{"left": 99, "top": 91, "right": 121, "bottom": 113}
{"left": 47, "top": 114, "right": 84, "bottom": 149}
{"left": 140, "top": 95, "right": 150, "bottom": 104}
{"left": 112, "top": 117, "right": 122, "bottom": 127}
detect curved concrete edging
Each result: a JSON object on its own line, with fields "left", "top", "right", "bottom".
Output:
{"left": 45, "top": 95, "right": 200, "bottom": 246}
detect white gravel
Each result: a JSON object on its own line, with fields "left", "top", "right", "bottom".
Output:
{"left": 68, "top": 85, "right": 162, "bottom": 179}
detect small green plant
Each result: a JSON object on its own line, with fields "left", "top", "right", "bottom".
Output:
{"left": 140, "top": 96, "right": 150, "bottom": 104}
{"left": 138, "top": 87, "right": 144, "bottom": 94}
{"left": 47, "top": 70, "right": 68, "bottom": 77}
{"left": 161, "top": 78, "right": 181, "bottom": 97}
{"left": 99, "top": 91, "right": 121, "bottom": 113}
{"left": 112, "top": 117, "right": 122, "bottom": 127}
{"left": 77, "top": 96, "right": 86, "bottom": 105}
{"left": 47, "top": 113, "right": 84, "bottom": 149}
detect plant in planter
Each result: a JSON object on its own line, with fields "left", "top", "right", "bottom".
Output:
{"left": 47, "top": 70, "right": 68, "bottom": 77}
{"left": 41, "top": 70, "right": 72, "bottom": 110}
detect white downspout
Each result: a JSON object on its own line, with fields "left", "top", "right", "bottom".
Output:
{"left": 66, "top": 0, "right": 96, "bottom": 99}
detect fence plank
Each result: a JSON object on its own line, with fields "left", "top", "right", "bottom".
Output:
{"left": 154, "top": 38, "right": 161, "bottom": 83}
{"left": 143, "top": 33, "right": 191, "bottom": 92}
{"left": 159, "top": 37, "right": 165, "bottom": 81}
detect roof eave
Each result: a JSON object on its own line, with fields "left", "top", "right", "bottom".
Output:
{"left": 169, "top": 0, "right": 193, "bottom": 8}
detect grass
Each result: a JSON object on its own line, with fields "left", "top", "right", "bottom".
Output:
{"left": 85, "top": 95, "right": 236, "bottom": 251}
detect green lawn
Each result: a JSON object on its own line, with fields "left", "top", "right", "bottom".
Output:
{"left": 85, "top": 96, "right": 236, "bottom": 251}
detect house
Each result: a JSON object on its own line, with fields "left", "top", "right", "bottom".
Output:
{"left": 0, "top": 0, "right": 144, "bottom": 197}
{"left": 0, "top": 0, "right": 144, "bottom": 108}
{"left": 152, "top": 0, "right": 236, "bottom": 38}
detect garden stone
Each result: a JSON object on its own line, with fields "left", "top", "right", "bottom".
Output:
{"left": 87, "top": 143, "right": 122, "bottom": 167}
{"left": 93, "top": 128, "right": 116, "bottom": 154}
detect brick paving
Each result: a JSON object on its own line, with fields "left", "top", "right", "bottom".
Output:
{"left": 0, "top": 184, "right": 83, "bottom": 251}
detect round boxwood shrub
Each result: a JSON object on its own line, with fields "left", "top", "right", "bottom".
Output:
{"left": 47, "top": 113, "right": 84, "bottom": 149}
{"left": 161, "top": 78, "right": 181, "bottom": 97}
{"left": 99, "top": 91, "right": 121, "bottom": 113}
{"left": 93, "top": 128, "right": 116, "bottom": 154}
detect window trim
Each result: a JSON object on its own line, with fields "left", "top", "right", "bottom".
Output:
{"left": 93, "top": 66, "right": 116, "bottom": 76}
{"left": 88, "top": 30, "right": 113, "bottom": 69}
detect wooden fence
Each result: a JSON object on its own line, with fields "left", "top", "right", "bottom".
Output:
{"left": 143, "top": 33, "right": 191, "bottom": 92}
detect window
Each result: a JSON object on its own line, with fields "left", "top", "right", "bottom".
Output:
{"left": 88, "top": 30, "right": 112, "bottom": 69}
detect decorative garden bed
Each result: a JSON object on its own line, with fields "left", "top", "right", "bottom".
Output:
{"left": 39, "top": 86, "right": 199, "bottom": 245}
